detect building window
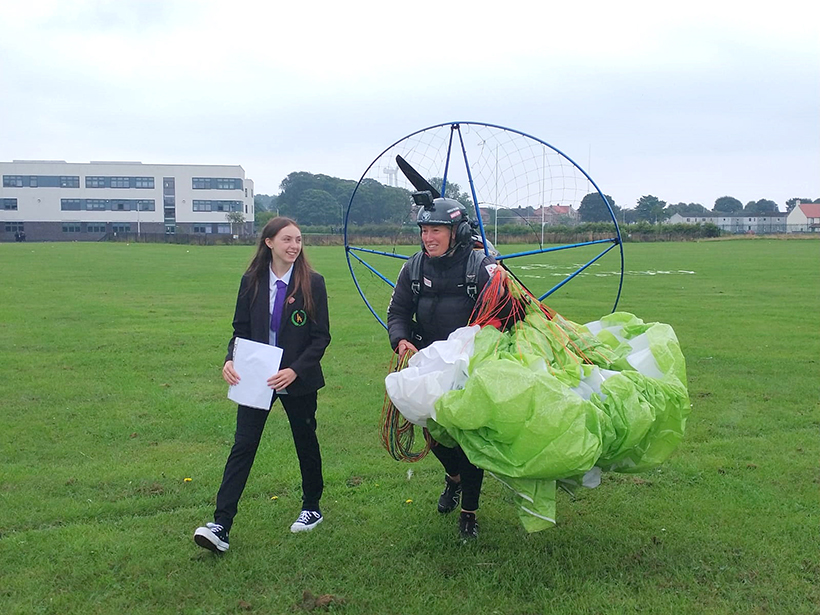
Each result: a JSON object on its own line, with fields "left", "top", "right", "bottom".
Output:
{"left": 3, "top": 175, "right": 81, "bottom": 188}
{"left": 192, "top": 199, "right": 242, "bottom": 212}
{"left": 216, "top": 178, "right": 240, "bottom": 190}
{"left": 217, "top": 224, "right": 231, "bottom": 234}
{"left": 137, "top": 200, "right": 155, "bottom": 211}
{"left": 2, "top": 198, "right": 17, "bottom": 210}
{"left": 86, "top": 199, "right": 107, "bottom": 210}
{"left": 113, "top": 201, "right": 127, "bottom": 211}
{"left": 85, "top": 176, "right": 154, "bottom": 188}
{"left": 61, "top": 199, "right": 82, "bottom": 211}
{"left": 193, "top": 177, "right": 242, "bottom": 190}
{"left": 112, "top": 224, "right": 131, "bottom": 234}
{"left": 193, "top": 225, "right": 208, "bottom": 233}
{"left": 87, "top": 224, "right": 106, "bottom": 233}
{"left": 62, "top": 223, "right": 82, "bottom": 233}
{"left": 5, "top": 222, "right": 24, "bottom": 232}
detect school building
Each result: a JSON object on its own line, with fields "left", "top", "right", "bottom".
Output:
{"left": 1, "top": 160, "right": 255, "bottom": 241}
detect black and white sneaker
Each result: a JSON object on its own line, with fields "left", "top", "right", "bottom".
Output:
{"left": 437, "top": 476, "right": 462, "bottom": 514}
{"left": 459, "top": 512, "right": 478, "bottom": 540}
{"left": 290, "top": 510, "right": 323, "bottom": 533}
{"left": 194, "top": 522, "right": 229, "bottom": 552}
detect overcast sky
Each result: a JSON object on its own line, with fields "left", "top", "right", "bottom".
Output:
{"left": 1, "top": 0, "right": 817, "bottom": 211}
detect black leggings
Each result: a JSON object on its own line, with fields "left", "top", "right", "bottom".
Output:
{"left": 213, "top": 392, "right": 323, "bottom": 531}
{"left": 430, "top": 442, "right": 484, "bottom": 511}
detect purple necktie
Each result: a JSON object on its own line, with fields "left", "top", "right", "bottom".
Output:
{"left": 270, "top": 280, "right": 287, "bottom": 337}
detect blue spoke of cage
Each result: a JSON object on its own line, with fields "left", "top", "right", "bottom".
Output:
{"left": 497, "top": 238, "right": 618, "bottom": 261}
{"left": 538, "top": 241, "right": 620, "bottom": 302}
{"left": 439, "top": 124, "right": 457, "bottom": 197}
{"left": 347, "top": 249, "right": 399, "bottom": 287}
{"left": 455, "top": 124, "right": 493, "bottom": 257}
{"left": 346, "top": 249, "right": 396, "bottom": 328}
{"left": 348, "top": 245, "right": 410, "bottom": 261}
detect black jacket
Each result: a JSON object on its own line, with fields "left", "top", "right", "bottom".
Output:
{"left": 387, "top": 245, "right": 495, "bottom": 351}
{"left": 225, "top": 269, "right": 331, "bottom": 396}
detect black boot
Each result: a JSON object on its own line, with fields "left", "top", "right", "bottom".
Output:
{"left": 459, "top": 511, "right": 478, "bottom": 539}
{"left": 437, "top": 476, "right": 462, "bottom": 514}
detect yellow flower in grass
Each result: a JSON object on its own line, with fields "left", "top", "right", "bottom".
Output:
{"left": 270, "top": 496, "right": 278, "bottom": 500}
{"left": 183, "top": 477, "right": 192, "bottom": 482}
{"left": 405, "top": 499, "right": 413, "bottom": 504}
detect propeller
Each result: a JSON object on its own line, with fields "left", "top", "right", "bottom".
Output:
{"left": 396, "top": 155, "right": 440, "bottom": 198}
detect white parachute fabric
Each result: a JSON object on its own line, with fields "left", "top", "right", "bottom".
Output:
{"left": 384, "top": 325, "right": 479, "bottom": 426}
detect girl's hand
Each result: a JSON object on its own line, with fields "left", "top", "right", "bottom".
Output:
{"left": 223, "top": 360, "right": 240, "bottom": 386}
{"left": 267, "top": 368, "right": 297, "bottom": 391}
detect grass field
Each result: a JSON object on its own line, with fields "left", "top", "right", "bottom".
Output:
{"left": 1, "top": 239, "right": 818, "bottom": 615}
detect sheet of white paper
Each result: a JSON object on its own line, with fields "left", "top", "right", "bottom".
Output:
{"left": 227, "top": 338, "right": 283, "bottom": 410}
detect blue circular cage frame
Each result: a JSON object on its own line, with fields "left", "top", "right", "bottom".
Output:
{"left": 344, "top": 121, "right": 624, "bottom": 329}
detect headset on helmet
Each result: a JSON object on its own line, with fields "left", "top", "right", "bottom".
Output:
{"left": 414, "top": 193, "right": 473, "bottom": 247}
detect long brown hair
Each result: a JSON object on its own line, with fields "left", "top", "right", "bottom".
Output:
{"left": 244, "top": 217, "right": 317, "bottom": 319}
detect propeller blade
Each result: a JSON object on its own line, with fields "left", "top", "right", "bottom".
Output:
{"left": 396, "top": 155, "right": 440, "bottom": 199}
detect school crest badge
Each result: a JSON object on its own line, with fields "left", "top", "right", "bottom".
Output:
{"left": 291, "top": 309, "right": 307, "bottom": 326}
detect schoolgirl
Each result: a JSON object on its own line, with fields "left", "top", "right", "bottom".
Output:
{"left": 194, "top": 217, "right": 331, "bottom": 552}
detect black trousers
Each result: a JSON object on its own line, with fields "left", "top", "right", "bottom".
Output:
{"left": 430, "top": 442, "right": 484, "bottom": 511}
{"left": 214, "top": 392, "right": 323, "bottom": 531}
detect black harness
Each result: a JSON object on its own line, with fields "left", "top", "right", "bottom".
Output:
{"left": 405, "top": 248, "right": 486, "bottom": 306}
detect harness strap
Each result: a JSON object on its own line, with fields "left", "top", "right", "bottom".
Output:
{"left": 407, "top": 249, "right": 486, "bottom": 301}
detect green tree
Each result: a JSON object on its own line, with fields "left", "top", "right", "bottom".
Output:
{"left": 350, "top": 179, "right": 412, "bottom": 225}
{"left": 427, "top": 177, "right": 474, "bottom": 209}
{"left": 578, "top": 192, "right": 617, "bottom": 222}
{"left": 666, "top": 202, "right": 709, "bottom": 216}
{"left": 255, "top": 210, "right": 276, "bottom": 231}
{"left": 714, "top": 196, "right": 743, "bottom": 214}
{"left": 743, "top": 199, "right": 779, "bottom": 215}
{"left": 295, "top": 189, "right": 340, "bottom": 225}
{"left": 634, "top": 195, "right": 668, "bottom": 223}
{"left": 621, "top": 208, "right": 638, "bottom": 224}
{"left": 278, "top": 172, "right": 347, "bottom": 217}
{"left": 225, "top": 211, "right": 246, "bottom": 234}
{"left": 277, "top": 171, "right": 411, "bottom": 225}
{"left": 254, "top": 193, "right": 277, "bottom": 213}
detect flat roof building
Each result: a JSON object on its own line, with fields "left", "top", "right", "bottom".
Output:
{"left": 1, "top": 160, "right": 254, "bottom": 241}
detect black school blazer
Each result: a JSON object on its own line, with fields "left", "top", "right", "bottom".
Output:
{"left": 225, "top": 269, "right": 331, "bottom": 396}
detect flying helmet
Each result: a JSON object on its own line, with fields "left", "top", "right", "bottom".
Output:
{"left": 413, "top": 191, "right": 472, "bottom": 247}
